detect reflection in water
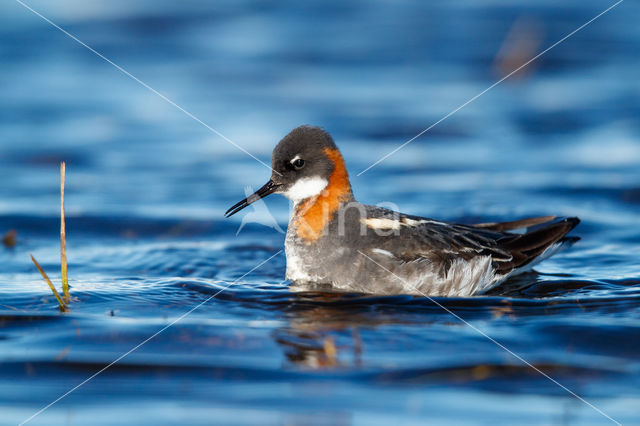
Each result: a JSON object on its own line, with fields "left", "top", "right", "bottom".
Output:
{"left": 273, "top": 272, "right": 640, "bottom": 375}
{"left": 276, "top": 298, "right": 369, "bottom": 369}
{"left": 274, "top": 288, "right": 494, "bottom": 370}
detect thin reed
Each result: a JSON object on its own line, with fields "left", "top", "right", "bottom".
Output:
{"left": 60, "top": 162, "right": 69, "bottom": 303}
{"left": 30, "top": 162, "right": 70, "bottom": 312}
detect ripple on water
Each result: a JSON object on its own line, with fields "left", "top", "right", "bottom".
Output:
{"left": 2, "top": 1, "right": 640, "bottom": 423}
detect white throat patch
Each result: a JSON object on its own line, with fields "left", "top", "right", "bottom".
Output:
{"left": 283, "top": 176, "right": 328, "bottom": 202}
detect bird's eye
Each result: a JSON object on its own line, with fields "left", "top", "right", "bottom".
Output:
{"left": 293, "top": 158, "right": 305, "bottom": 169}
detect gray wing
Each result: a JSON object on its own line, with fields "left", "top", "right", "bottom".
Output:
{"left": 361, "top": 206, "right": 579, "bottom": 275}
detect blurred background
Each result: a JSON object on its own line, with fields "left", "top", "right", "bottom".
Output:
{"left": 1, "top": 0, "right": 638, "bottom": 221}
{"left": 1, "top": 1, "right": 639, "bottom": 425}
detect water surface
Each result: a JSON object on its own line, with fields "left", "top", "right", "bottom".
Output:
{"left": 1, "top": 1, "right": 639, "bottom": 425}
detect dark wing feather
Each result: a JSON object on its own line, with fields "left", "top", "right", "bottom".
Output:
{"left": 398, "top": 215, "right": 580, "bottom": 275}
{"left": 361, "top": 206, "right": 580, "bottom": 276}
{"left": 472, "top": 215, "right": 557, "bottom": 232}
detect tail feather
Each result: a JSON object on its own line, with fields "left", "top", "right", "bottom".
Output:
{"left": 487, "top": 217, "right": 580, "bottom": 275}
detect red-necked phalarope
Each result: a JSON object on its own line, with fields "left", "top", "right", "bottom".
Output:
{"left": 226, "top": 125, "right": 580, "bottom": 296}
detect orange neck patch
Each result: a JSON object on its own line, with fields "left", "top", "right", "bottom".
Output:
{"left": 294, "top": 148, "right": 352, "bottom": 242}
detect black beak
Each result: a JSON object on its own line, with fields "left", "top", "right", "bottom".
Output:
{"left": 225, "top": 180, "right": 280, "bottom": 217}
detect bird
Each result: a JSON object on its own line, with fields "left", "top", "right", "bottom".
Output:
{"left": 225, "top": 125, "right": 580, "bottom": 296}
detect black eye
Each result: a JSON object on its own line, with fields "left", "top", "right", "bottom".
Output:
{"left": 292, "top": 158, "right": 305, "bottom": 169}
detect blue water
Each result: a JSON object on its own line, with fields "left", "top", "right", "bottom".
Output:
{"left": 1, "top": 1, "right": 639, "bottom": 425}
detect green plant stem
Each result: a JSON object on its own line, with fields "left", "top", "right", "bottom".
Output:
{"left": 30, "top": 254, "right": 68, "bottom": 312}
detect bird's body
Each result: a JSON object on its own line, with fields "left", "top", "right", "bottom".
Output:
{"left": 285, "top": 200, "right": 578, "bottom": 296}
{"left": 226, "top": 126, "right": 580, "bottom": 296}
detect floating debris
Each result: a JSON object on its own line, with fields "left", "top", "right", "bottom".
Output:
{"left": 2, "top": 229, "right": 17, "bottom": 248}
